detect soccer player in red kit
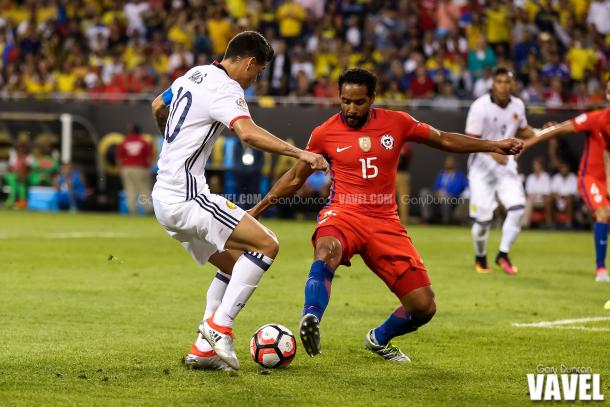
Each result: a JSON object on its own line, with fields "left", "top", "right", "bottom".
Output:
{"left": 249, "top": 69, "right": 523, "bottom": 361}
{"left": 523, "top": 80, "right": 610, "bottom": 283}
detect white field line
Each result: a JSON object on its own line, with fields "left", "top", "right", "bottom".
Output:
{"left": 512, "top": 316, "right": 610, "bottom": 332}
{"left": 0, "top": 232, "right": 140, "bottom": 239}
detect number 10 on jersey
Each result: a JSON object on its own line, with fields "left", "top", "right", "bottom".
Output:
{"left": 359, "top": 157, "right": 378, "bottom": 179}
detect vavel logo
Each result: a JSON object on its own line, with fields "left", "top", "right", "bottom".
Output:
{"left": 527, "top": 365, "right": 604, "bottom": 401}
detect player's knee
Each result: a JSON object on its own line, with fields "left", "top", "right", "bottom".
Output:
{"left": 413, "top": 299, "right": 436, "bottom": 324}
{"left": 258, "top": 229, "right": 279, "bottom": 258}
{"left": 314, "top": 239, "right": 342, "bottom": 270}
{"left": 595, "top": 207, "right": 610, "bottom": 223}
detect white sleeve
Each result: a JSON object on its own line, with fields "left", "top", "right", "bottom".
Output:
{"left": 209, "top": 82, "right": 251, "bottom": 129}
{"left": 540, "top": 173, "right": 551, "bottom": 195}
{"left": 568, "top": 174, "right": 579, "bottom": 196}
{"left": 518, "top": 100, "right": 528, "bottom": 129}
{"left": 550, "top": 175, "right": 560, "bottom": 194}
{"left": 465, "top": 101, "right": 484, "bottom": 136}
{"left": 525, "top": 175, "right": 534, "bottom": 195}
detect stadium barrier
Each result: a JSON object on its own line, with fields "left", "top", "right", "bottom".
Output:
{"left": 0, "top": 99, "right": 583, "bottom": 212}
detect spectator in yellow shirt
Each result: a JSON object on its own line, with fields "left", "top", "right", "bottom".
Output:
{"left": 167, "top": 11, "right": 193, "bottom": 49}
{"left": 56, "top": 61, "right": 78, "bottom": 93}
{"left": 277, "top": 0, "right": 306, "bottom": 41}
{"left": 566, "top": 32, "right": 597, "bottom": 81}
{"left": 466, "top": 11, "right": 484, "bottom": 51}
{"left": 226, "top": 0, "right": 247, "bottom": 19}
{"left": 207, "top": 8, "right": 234, "bottom": 57}
{"left": 486, "top": 0, "right": 511, "bottom": 53}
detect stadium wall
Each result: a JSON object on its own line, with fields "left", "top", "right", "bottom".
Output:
{"left": 0, "top": 100, "right": 584, "bottom": 200}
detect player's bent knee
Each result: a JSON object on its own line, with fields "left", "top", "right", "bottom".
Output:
{"left": 595, "top": 207, "right": 610, "bottom": 223}
{"left": 413, "top": 300, "right": 436, "bottom": 324}
{"left": 259, "top": 232, "right": 279, "bottom": 258}
{"left": 314, "top": 238, "right": 342, "bottom": 270}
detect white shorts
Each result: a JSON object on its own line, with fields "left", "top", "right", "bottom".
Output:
{"left": 468, "top": 168, "right": 525, "bottom": 222}
{"left": 153, "top": 193, "right": 246, "bottom": 265}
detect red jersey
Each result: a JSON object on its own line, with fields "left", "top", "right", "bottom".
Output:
{"left": 572, "top": 108, "right": 610, "bottom": 180}
{"left": 306, "top": 108, "right": 430, "bottom": 217}
{"left": 117, "top": 134, "right": 152, "bottom": 168}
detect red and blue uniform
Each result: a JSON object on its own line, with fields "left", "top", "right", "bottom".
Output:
{"left": 571, "top": 108, "right": 610, "bottom": 210}
{"left": 305, "top": 108, "right": 432, "bottom": 298}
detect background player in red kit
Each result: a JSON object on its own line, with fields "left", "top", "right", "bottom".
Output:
{"left": 523, "top": 79, "right": 610, "bottom": 283}
{"left": 249, "top": 69, "right": 523, "bottom": 361}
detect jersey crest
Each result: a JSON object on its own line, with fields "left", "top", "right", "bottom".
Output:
{"left": 381, "top": 134, "right": 395, "bottom": 150}
{"left": 359, "top": 136, "right": 372, "bottom": 152}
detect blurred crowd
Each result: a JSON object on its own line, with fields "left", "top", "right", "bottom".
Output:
{"left": 3, "top": 134, "right": 87, "bottom": 210}
{"left": 0, "top": 0, "right": 608, "bottom": 106}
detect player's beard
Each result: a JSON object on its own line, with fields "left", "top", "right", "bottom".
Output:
{"left": 345, "top": 111, "right": 369, "bottom": 129}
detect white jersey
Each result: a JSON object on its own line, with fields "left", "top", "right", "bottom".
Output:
{"left": 465, "top": 94, "right": 528, "bottom": 175}
{"left": 551, "top": 173, "right": 578, "bottom": 197}
{"left": 152, "top": 63, "right": 250, "bottom": 203}
{"left": 525, "top": 172, "right": 551, "bottom": 197}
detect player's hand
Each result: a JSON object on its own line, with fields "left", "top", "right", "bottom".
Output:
{"left": 299, "top": 151, "right": 329, "bottom": 172}
{"left": 493, "top": 138, "right": 524, "bottom": 156}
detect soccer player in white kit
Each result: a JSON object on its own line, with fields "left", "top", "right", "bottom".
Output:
{"left": 150, "top": 31, "right": 328, "bottom": 370}
{"left": 466, "top": 68, "right": 538, "bottom": 275}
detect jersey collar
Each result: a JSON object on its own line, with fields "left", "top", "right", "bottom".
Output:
{"left": 212, "top": 60, "right": 229, "bottom": 76}
{"left": 489, "top": 93, "right": 511, "bottom": 109}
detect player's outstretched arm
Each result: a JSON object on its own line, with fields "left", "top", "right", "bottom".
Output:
{"left": 232, "top": 118, "right": 328, "bottom": 171}
{"left": 424, "top": 126, "right": 524, "bottom": 155}
{"left": 248, "top": 160, "right": 314, "bottom": 218}
{"left": 151, "top": 94, "right": 169, "bottom": 134}
{"left": 522, "top": 120, "right": 575, "bottom": 151}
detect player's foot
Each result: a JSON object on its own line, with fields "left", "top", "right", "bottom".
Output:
{"left": 364, "top": 330, "right": 411, "bottom": 362}
{"left": 299, "top": 313, "right": 321, "bottom": 357}
{"left": 475, "top": 255, "right": 491, "bottom": 273}
{"left": 595, "top": 267, "right": 610, "bottom": 282}
{"left": 199, "top": 318, "right": 240, "bottom": 370}
{"left": 495, "top": 252, "right": 518, "bottom": 275}
{"left": 182, "top": 344, "right": 233, "bottom": 371}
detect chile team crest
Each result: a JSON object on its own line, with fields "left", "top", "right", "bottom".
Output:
{"left": 359, "top": 136, "right": 371, "bottom": 152}
{"left": 381, "top": 134, "right": 395, "bottom": 150}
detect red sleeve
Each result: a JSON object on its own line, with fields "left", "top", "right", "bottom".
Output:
{"left": 397, "top": 111, "right": 430, "bottom": 143}
{"left": 305, "top": 125, "right": 326, "bottom": 155}
{"left": 571, "top": 110, "right": 602, "bottom": 133}
{"left": 117, "top": 143, "right": 125, "bottom": 162}
{"left": 601, "top": 126, "right": 610, "bottom": 152}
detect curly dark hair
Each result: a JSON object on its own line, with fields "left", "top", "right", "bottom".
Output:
{"left": 338, "top": 68, "right": 377, "bottom": 97}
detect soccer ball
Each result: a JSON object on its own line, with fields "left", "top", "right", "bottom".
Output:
{"left": 250, "top": 324, "right": 297, "bottom": 368}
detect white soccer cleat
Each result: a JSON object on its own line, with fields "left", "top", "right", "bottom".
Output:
{"left": 199, "top": 318, "right": 240, "bottom": 370}
{"left": 364, "top": 329, "right": 411, "bottom": 362}
{"left": 595, "top": 268, "right": 610, "bottom": 283}
{"left": 182, "top": 344, "right": 233, "bottom": 371}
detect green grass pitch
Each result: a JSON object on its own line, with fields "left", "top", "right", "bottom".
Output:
{"left": 0, "top": 211, "right": 608, "bottom": 406}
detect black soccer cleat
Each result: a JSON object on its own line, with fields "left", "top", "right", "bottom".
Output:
{"left": 299, "top": 314, "right": 321, "bottom": 357}
{"left": 475, "top": 255, "right": 490, "bottom": 273}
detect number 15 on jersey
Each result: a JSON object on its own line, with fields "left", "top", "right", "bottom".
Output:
{"left": 359, "top": 157, "right": 378, "bottom": 179}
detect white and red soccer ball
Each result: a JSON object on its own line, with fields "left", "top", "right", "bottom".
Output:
{"left": 250, "top": 324, "right": 297, "bottom": 368}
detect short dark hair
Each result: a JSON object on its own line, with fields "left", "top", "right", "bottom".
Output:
{"left": 338, "top": 68, "right": 377, "bottom": 97}
{"left": 492, "top": 66, "right": 514, "bottom": 78}
{"left": 224, "top": 31, "right": 274, "bottom": 64}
